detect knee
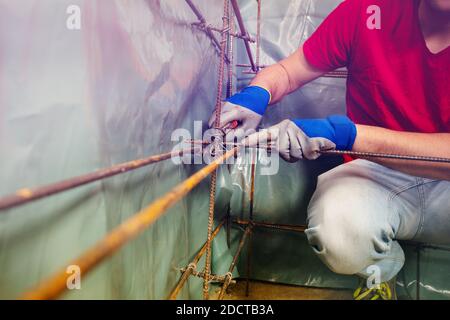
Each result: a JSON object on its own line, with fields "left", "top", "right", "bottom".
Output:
{"left": 305, "top": 223, "right": 373, "bottom": 275}
{"left": 305, "top": 181, "right": 386, "bottom": 275}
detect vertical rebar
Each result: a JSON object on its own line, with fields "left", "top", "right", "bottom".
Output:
{"left": 245, "top": 149, "right": 257, "bottom": 296}
{"left": 245, "top": 0, "right": 262, "bottom": 297}
{"left": 416, "top": 244, "right": 421, "bottom": 300}
{"left": 230, "top": 0, "right": 257, "bottom": 71}
{"left": 185, "top": 0, "right": 230, "bottom": 63}
{"left": 218, "top": 225, "right": 253, "bottom": 299}
{"left": 226, "top": 4, "right": 234, "bottom": 98}
{"left": 203, "top": 0, "right": 230, "bottom": 300}
{"left": 255, "top": 0, "right": 262, "bottom": 72}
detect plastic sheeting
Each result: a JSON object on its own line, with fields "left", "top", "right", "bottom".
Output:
{"left": 0, "top": 0, "right": 449, "bottom": 300}
{"left": 0, "top": 0, "right": 235, "bottom": 299}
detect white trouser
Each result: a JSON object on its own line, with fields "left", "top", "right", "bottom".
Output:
{"left": 306, "top": 159, "right": 450, "bottom": 282}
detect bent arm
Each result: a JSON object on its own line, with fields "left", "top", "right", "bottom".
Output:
{"left": 353, "top": 125, "right": 450, "bottom": 181}
{"left": 250, "top": 46, "right": 325, "bottom": 103}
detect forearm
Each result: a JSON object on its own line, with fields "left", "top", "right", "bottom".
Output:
{"left": 250, "top": 46, "right": 324, "bottom": 104}
{"left": 250, "top": 64, "right": 291, "bottom": 103}
{"left": 353, "top": 125, "right": 450, "bottom": 180}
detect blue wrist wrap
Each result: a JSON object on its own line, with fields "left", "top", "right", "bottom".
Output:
{"left": 293, "top": 115, "right": 357, "bottom": 151}
{"left": 227, "top": 86, "right": 271, "bottom": 116}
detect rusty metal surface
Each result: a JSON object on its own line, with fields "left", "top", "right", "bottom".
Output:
{"left": 168, "top": 219, "right": 225, "bottom": 300}
{"left": 21, "top": 148, "right": 238, "bottom": 300}
{"left": 218, "top": 225, "right": 252, "bottom": 299}
{"left": 0, "top": 148, "right": 196, "bottom": 211}
{"left": 203, "top": 0, "right": 230, "bottom": 301}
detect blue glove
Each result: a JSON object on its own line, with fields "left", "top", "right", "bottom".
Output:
{"left": 293, "top": 115, "right": 357, "bottom": 151}
{"left": 244, "top": 115, "right": 356, "bottom": 162}
{"left": 227, "top": 86, "right": 271, "bottom": 115}
{"left": 208, "top": 86, "right": 271, "bottom": 141}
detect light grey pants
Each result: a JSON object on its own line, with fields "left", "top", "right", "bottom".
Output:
{"left": 306, "top": 159, "right": 450, "bottom": 282}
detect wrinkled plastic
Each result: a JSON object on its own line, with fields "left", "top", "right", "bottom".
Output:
{"left": 0, "top": 0, "right": 234, "bottom": 299}
{"left": 0, "top": 0, "right": 448, "bottom": 300}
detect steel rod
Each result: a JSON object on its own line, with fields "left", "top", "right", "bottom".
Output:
{"left": 320, "top": 150, "right": 450, "bottom": 164}
{"left": 416, "top": 244, "right": 421, "bottom": 300}
{"left": 245, "top": 150, "right": 257, "bottom": 296}
{"left": 185, "top": 0, "right": 230, "bottom": 63}
{"left": 218, "top": 225, "right": 252, "bottom": 299}
{"left": 0, "top": 148, "right": 196, "bottom": 211}
{"left": 234, "top": 219, "right": 307, "bottom": 233}
{"left": 193, "top": 23, "right": 255, "bottom": 43}
{"left": 187, "top": 140, "right": 450, "bottom": 164}
{"left": 203, "top": 0, "right": 230, "bottom": 300}
{"left": 168, "top": 219, "right": 226, "bottom": 300}
{"left": 21, "top": 147, "right": 238, "bottom": 300}
{"left": 230, "top": 0, "right": 257, "bottom": 71}
{"left": 236, "top": 63, "right": 266, "bottom": 68}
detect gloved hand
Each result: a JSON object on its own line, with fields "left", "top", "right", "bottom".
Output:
{"left": 243, "top": 115, "right": 357, "bottom": 162}
{"left": 208, "top": 86, "right": 271, "bottom": 141}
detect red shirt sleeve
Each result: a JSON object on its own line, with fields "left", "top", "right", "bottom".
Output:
{"left": 303, "top": 0, "right": 363, "bottom": 72}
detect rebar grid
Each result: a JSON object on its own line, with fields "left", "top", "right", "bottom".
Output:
{"left": 168, "top": 219, "right": 226, "bottom": 300}
{"left": 218, "top": 225, "right": 253, "bottom": 299}
{"left": 21, "top": 148, "right": 238, "bottom": 300}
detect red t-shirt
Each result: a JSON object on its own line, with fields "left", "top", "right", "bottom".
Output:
{"left": 303, "top": 0, "right": 450, "bottom": 133}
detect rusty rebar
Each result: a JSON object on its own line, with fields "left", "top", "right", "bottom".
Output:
{"left": 244, "top": 0, "right": 262, "bottom": 296}
{"left": 245, "top": 150, "right": 257, "bottom": 296}
{"left": 192, "top": 23, "right": 255, "bottom": 43}
{"left": 203, "top": 0, "right": 230, "bottom": 300}
{"left": 218, "top": 225, "right": 252, "bottom": 299}
{"left": 185, "top": 0, "right": 230, "bottom": 64}
{"left": 168, "top": 219, "right": 225, "bottom": 300}
{"left": 255, "top": 0, "right": 262, "bottom": 72}
{"left": 320, "top": 150, "right": 450, "bottom": 164}
{"left": 226, "top": 3, "right": 235, "bottom": 99}
{"left": 230, "top": 0, "right": 257, "bottom": 72}
{"left": 21, "top": 147, "right": 238, "bottom": 300}
{"left": 0, "top": 148, "right": 196, "bottom": 211}
{"left": 188, "top": 140, "right": 450, "bottom": 164}
{"left": 234, "top": 219, "right": 307, "bottom": 233}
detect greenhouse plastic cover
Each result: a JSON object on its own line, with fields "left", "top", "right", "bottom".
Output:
{"left": 0, "top": 0, "right": 448, "bottom": 300}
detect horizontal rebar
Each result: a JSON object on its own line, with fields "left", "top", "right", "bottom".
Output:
{"left": 235, "top": 220, "right": 450, "bottom": 255}
{"left": 187, "top": 140, "right": 450, "bottom": 164}
{"left": 0, "top": 148, "right": 197, "bottom": 211}
{"left": 168, "top": 219, "right": 226, "bottom": 300}
{"left": 192, "top": 22, "right": 256, "bottom": 43}
{"left": 21, "top": 147, "right": 239, "bottom": 300}
{"left": 183, "top": 269, "right": 229, "bottom": 283}
{"left": 320, "top": 150, "right": 450, "bottom": 164}
{"left": 234, "top": 219, "right": 307, "bottom": 233}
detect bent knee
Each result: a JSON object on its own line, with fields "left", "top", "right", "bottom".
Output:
{"left": 306, "top": 190, "right": 393, "bottom": 275}
{"left": 305, "top": 224, "right": 373, "bottom": 275}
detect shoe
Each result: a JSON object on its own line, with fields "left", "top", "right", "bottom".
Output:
{"left": 353, "top": 277, "right": 397, "bottom": 300}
